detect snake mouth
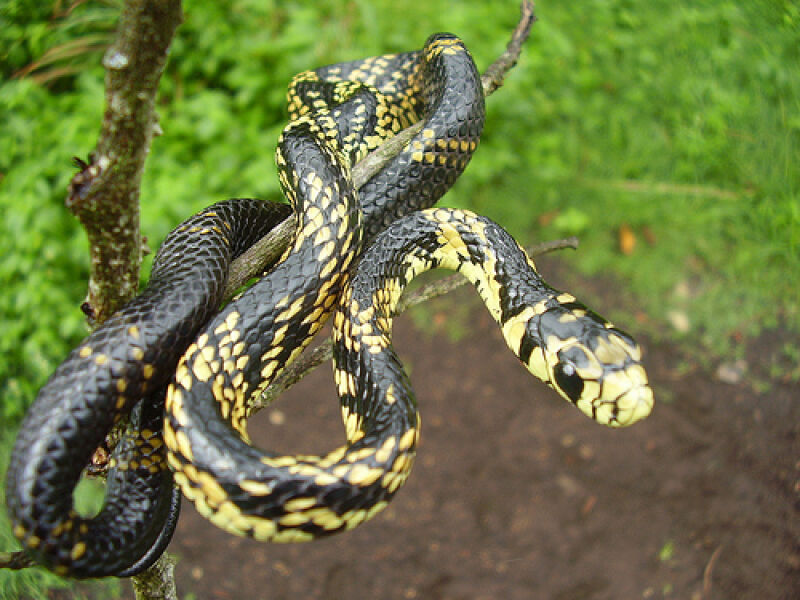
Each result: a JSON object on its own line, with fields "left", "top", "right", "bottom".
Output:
{"left": 583, "top": 361, "right": 654, "bottom": 427}
{"left": 562, "top": 357, "right": 654, "bottom": 427}
{"left": 605, "top": 383, "right": 654, "bottom": 428}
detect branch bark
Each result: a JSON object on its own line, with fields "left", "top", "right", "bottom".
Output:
{"left": 131, "top": 553, "right": 178, "bottom": 600}
{"left": 70, "top": 1, "right": 183, "bottom": 598}
{"left": 85, "top": 3, "right": 184, "bottom": 598}
{"left": 66, "top": 0, "right": 183, "bottom": 326}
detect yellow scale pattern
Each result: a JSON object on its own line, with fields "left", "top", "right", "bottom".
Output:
{"left": 162, "top": 37, "right": 480, "bottom": 542}
{"left": 161, "top": 34, "right": 651, "bottom": 548}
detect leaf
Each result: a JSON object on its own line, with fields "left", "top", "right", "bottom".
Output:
{"left": 618, "top": 223, "right": 637, "bottom": 255}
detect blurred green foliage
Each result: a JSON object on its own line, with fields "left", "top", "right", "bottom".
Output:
{"left": 1, "top": 0, "right": 798, "bottom": 450}
{"left": 0, "top": 0, "right": 798, "bottom": 594}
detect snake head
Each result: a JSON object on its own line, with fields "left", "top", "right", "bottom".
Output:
{"left": 506, "top": 295, "right": 654, "bottom": 427}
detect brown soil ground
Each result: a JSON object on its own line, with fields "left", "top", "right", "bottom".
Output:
{"left": 145, "top": 263, "right": 796, "bottom": 599}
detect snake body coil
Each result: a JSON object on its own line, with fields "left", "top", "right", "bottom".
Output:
{"left": 5, "top": 33, "right": 485, "bottom": 577}
{"left": 5, "top": 199, "right": 291, "bottom": 576}
{"left": 5, "top": 31, "right": 654, "bottom": 577}
{"left": 290, "top": 33, "right": 485, "bottom": 238}
{"left": 165, "top": 207, "right": 653, "bottom": 541}
{"left": 162, "top": 38, "right": 652, "bottom": 541}
{"left": 163, "top": 32, "right": 486, "bottom": 541}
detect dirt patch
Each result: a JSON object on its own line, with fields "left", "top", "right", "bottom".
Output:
{"left": 160, "top": 278, "right": 798, "bottom": 600}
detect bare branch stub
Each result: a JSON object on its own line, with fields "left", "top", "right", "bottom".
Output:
{"left": 66, "top": 0, "right": 183, "bottom": 325}
{"left": 481, "top": 0, "right": 536, "bottom": 96}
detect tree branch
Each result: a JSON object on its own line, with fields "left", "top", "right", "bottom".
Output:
{"left": 94, "top": 3, "right": 183, "bottom": 598}
{"left": 69, "top": 1, "right": 183, "bottom": 598}
{"left": 66, "top": 0, "right": 183, "bottom": 326}
{"left": 0, "top": 551, "right": 36, "bottom": 570}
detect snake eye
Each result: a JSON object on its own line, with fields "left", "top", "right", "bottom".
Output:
{"left": 553, "top": 361, "right": 584, "bottom": 403}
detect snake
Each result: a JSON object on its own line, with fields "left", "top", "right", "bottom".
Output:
{"left": 4, "top": 33, "right": 485, "bottom": 577}
{"left": 162, "top": 68, "right": 653, "bottom": 541}
{"left": 164, "top": 206, "right": 653, "bottom": 542}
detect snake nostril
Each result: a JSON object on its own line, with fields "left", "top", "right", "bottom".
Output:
{"left": 553, "top": 361, "right": 584, "bottom": 403}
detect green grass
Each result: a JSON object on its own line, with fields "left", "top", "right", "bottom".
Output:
{"left": 466, "top": 1, "right": 799, "bottom": 361}
{"left": 0, "top": 0, "right": 798, "bottom": 595}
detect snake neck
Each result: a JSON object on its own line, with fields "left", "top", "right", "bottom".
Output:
{"left": 341, "top": 208, "right": 653, "bottom": 428}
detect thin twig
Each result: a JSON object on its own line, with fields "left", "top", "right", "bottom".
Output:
{"left": 481, "top": 0, "right": 536, "bottom": 96}
{"left": 578, "top": 177, "right": 748, "bottom": 200}
{"left": 0, "top": 551, "right": 36, "bottom": 570}
{"left": 702, "top": 544, "right": 724, "bottom": 599}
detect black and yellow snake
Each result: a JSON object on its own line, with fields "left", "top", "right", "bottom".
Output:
{"left": 166, "top": 205, "right": 652, "bottom": 542}
{"left": 5, "top": 33, "right": 652, "bottom": 577}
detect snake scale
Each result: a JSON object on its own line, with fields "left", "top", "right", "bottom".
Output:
{"left": 5, "top": 33, "right": 652, "bottom": 577}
